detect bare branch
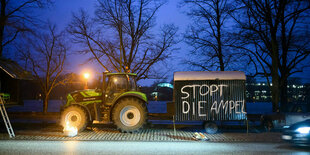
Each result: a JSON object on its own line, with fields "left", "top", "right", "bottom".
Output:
{"left": 68, "top": 0, "right": 177, "bottom": 80}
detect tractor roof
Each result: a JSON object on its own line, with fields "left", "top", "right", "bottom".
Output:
{"left": 106, "top": 72, "right": 137, "bottom": 76}
{"left": 0, "top": 58, "right": 33, "bottom": 80}
{"left": 174, "top": 71, "right": 246, "bottom": 81}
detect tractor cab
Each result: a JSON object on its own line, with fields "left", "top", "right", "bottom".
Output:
{"left": 104, "top": 73, "right": 138, "bottom": 104}
{"left": 105, "top": 73, "right": 137, "bottom": 92}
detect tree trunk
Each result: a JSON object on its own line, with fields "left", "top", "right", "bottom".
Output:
{"left": 43, "top": 94, "right": 49, "bottom": 114}
{"left": 218, "top": 51, "right": 225, "bottom": 71}
{"left": 280, "top": 77, "right": 288, "bottom": 112}
{"left": 0, "top": 0, "right": 6, "bottom": 57}
{"left": 271, "top": 74, "right": 280, "bottom": 112}
{"left": 215, "top": 0, "right": 224, "bottom": 71}
{"left": 271, "top": 35, "right": 280, "bottom": 112}
{"left": 0, "top": 24, "right": 4, "bottom": 57}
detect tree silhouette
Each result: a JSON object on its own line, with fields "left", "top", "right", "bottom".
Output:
{"left": 0, "top": 0, "right": 51, "bottom": 57}
{"left": 68, "top": 0, "right": 178, "bottom": 80}
{"left": 183, "top": 0, "right": 239, "bottom": 71}
{"left": 18, "top": 24, "right": 68, "bottom": 113}
{"left": 232, "top": 0, "right": 310, "bottom": 112}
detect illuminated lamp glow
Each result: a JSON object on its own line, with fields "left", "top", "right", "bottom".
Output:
{"left": 84, "top": 73, "right": 90, "bottom": 79}
{"left": 63, "top": 121, "right": 78, "bottom": 137}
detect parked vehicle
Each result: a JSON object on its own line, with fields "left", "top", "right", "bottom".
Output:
{"left": 60, "top": 72, "right": 148, "bottom": 133}
{"left": 282, "top": 119, "right": 310, "bottom": 146}
{"left": 252, "top": 103, "right": 310, "bottom": 131}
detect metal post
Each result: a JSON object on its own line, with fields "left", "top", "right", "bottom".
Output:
{"left": 173, "top": 115, "right": 176, "bottom": 135}
{"left": 247, "top": 120, "right": 249, "bottom": 134}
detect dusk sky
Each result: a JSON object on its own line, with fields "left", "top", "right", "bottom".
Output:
{"left": 37, "top": 0, "right": 310, "bottom": 85}
{"left": 37, "top": 0, "right": 192, "bottom": 86}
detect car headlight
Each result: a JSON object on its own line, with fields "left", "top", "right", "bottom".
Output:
{"left": 295, "top": 127, "right": 310, "bottom": 134}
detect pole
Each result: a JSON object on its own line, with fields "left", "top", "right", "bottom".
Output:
{"left": 84, "top": 80, "right": 88, "bottom": 89}
{"left": 173, "top": 115, "right": 176, "bottom": 135}
{"left": 247, "top": 120, "right": 249, "bottom": 135}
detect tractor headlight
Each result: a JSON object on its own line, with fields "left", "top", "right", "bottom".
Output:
{"left": 295, "top": 127, "right": 310, "bottom": 134}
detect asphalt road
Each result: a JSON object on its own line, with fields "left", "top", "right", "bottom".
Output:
{"left": 0, "top": 140, "right": 309, "bottom": 155}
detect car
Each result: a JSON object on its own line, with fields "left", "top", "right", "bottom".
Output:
{"left": 282, "top": 119, "right": 310, "bottom": 146}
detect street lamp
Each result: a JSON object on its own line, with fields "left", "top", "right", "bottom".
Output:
{"left": 83, "top": 72, "right": 90, "bottom": 89}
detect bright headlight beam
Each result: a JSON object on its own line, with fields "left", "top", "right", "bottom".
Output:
{"left": 296, "top": 127, "right": 310, "bottom": 134}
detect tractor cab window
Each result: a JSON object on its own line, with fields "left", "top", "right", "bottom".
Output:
{"left": 108, "top": 75, "right": 127, "bottom": 91}
{"left": 128, "top": 75, "right": 137, "bottom": 91}
{"left": 106, "top": 74, "right": 137, "bottom": 93}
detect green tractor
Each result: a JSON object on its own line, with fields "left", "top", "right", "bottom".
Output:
{"left": 60, "top": 72, "right": 148, "bottom": 133}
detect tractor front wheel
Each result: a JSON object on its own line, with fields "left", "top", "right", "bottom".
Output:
{"left": 112, "top": 97, "right": 147, "bottom": 133}
{"left": 60, "top": 105, "right": 88, "bottom": 132}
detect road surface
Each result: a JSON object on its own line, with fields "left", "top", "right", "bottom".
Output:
{"left": 0, "top": 140, "right": 309, "bottom": 155}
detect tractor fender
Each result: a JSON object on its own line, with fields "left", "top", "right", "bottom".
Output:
{"left": 113, "top": 91, "right": 148, "bottom": 105}
{"left": 63, "top": 103, "right": 93, "bottom": 121}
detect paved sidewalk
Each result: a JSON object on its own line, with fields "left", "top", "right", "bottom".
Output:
{"left": 0, "top": 123, "right": 282, "bottom": 143}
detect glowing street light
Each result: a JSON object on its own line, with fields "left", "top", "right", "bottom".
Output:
{"left": 84, "top": 73, "right": 90, "bottom": 79}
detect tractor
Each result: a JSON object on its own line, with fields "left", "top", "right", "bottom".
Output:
{"left": 60, "top": 72, "right": 148, "bottom": 133}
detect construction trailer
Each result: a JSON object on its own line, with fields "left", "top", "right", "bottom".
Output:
{"left": 173, "top": 71, "right": 247, "bottom": 121}
{"left": 162, "top": 71, "right": 247, "bottom": 133}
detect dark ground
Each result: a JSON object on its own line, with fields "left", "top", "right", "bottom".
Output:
{"left": 0, "top": 100, "right": 303, "bottom": 144}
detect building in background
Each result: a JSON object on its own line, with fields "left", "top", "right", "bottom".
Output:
{"left": 150, "top": 82, "right": 173, "bottom": 101}
{"left": 246, "top": 78, "right": 309, "bottom": 104}
{"left": 0, "top": 59, "right": 33, "bottom": 106}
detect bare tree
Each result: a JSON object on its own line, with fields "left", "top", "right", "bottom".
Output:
{"left": 231, "top": 0, "right": 310, "bottom": 112}
{"left": 18, "top": 24, "right": 68, "bottom": 113}
{"left": 183, "top": 0, "right": 239, "bottom": 71}
{"left": 0, "top": 0, "right": 51, "bottom": 57}
{"left": 67, "top": 0, "right": 178, "bottom": 80}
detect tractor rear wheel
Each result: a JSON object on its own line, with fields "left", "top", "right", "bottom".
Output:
{"left": 112, "top": 97, "right": 147, "bottom": 133}
{"left": 60, "top": 105, "right": 88, "bottom": 132}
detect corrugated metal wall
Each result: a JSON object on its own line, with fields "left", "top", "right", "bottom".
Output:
{"left": 174, "top": 80, "right": 246, "bottom": 121}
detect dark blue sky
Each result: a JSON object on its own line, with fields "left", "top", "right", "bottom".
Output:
{"left": 38, "top": 0, "right": 310, "bottom": 85}
{"left": 39, "top": 0, "right": 191, "bottom": 86}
